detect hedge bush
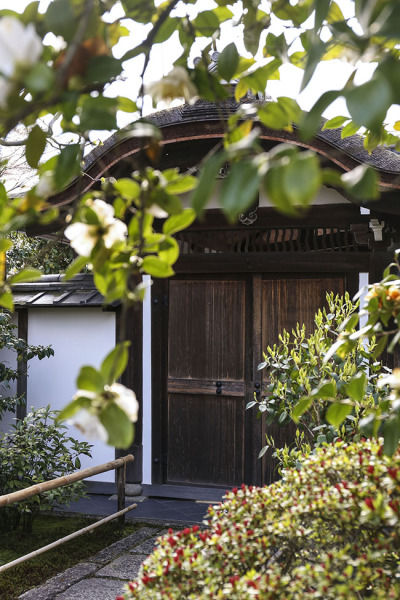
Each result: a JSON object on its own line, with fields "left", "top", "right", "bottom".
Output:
{"left": 119, "top": 439, "right": 400, "bottom": 599}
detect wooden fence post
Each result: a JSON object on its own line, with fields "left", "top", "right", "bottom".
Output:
{"left": 116, "top": 462, "right": 126, "bottom": 525}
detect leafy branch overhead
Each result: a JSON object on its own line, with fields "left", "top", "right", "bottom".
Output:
{"left": 0, "top": 0, "right": 400, "bottom": 445}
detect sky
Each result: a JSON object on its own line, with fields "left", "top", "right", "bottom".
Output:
{"left": 2, "top": 0, "right": 399, "bottom": 129}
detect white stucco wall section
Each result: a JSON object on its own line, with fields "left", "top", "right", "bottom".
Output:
{"left": 27, "top": 308, "right": 116, "bottom": 482}
{"left": 142, "top": 275, "right": 152, "bottom": 484}
{"left": 0, "top": 314, "right": 18, "bottom": 435}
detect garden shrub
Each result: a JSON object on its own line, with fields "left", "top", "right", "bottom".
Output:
{"left": 251, "top": 293, "right": 389, "bottom": 470}
{"left": 120, "top": 439, "right": 400, "bottom": 600}
{"left": 0, "top": 406, "right": 91, "bottom": 532}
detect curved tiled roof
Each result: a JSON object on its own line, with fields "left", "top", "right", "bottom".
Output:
{"left": 83, "top": 98, "right": 400, "bottom": 175}
{"left": 43, "top": 97, "right": 400, "bottom": 219}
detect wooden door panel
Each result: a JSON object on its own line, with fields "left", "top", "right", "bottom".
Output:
{"left": 167, "top": 394, "right": 245, "bottom": 485}
{"left": 166, "top": 278, "right": 247, "bottom": 487}
{"left": 262, "top": 277, "right": 345, "bottom": 346}
{"left": 168, "top": 280, "right": 245, "bottom": 380}
{"left": 260, "top": 275, "right": 346, "bottom": 484}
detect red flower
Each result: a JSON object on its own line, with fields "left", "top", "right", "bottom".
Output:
{"left": 365, "top": 497, "right": 375, "bottom": 510}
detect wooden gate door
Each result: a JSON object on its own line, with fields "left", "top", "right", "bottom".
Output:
{"left": 166, "top": 276, "right": 250, "bottom": 488}
{"left": 157, "top": 272, "right": 348, "bottom": 490}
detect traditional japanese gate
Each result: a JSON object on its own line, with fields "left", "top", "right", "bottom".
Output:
{"left": 150, "top": 205, "right": 369, "bottom": 496}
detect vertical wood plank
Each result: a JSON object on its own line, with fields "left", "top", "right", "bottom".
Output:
{"left": 116, "top": 301, "right": 143, "bottom": 484}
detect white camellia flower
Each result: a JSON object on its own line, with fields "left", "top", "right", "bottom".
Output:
{"left": 68, "top": 408, "right": 108, "bottom": 442}
{"left": 378, "top": 369, "right": 400, "bottom": 390}
{"left": 64, "top": 199, "right": 127, "bottom": 257}
{"left": 108, "top": 382, "right": 139, "bottom": 422}
{"left": 147, "top": 204, "right": 168, "bottom": 218}
{"left": 0, "top": 17, "right": 42, "bottom": 108}
{"left": 146, "top": 66, "right": 198, "bottom": 105}
{"left": 35, "top": 172, "right": 55, "bottom": 198}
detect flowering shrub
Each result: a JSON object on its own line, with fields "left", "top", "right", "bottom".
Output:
{"left": 119, "top": 439, "right": 400, "bottom": 599}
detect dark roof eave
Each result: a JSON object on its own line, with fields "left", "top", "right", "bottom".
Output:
{"left": 45, "top": 98, "right": 400, "bottom": 216}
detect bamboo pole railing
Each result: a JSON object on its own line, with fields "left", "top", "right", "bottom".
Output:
{"left": 0, "top": 454, "right": 136, "bottom": 573}
{"left": 0, "top": 503, "right": 137, "bottom": 574}
{"left": 0, "top": 454, "right": 134, "bottom": 507}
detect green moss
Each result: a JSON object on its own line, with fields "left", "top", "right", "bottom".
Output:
{"left": 0, "top": 513, "right": 150, "bottom": 600}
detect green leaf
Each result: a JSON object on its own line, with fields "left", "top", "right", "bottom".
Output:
{"left": 45, "top": 0, "right": 76, "bottom": 41}
{"left": 141, "top": 256, "right": 174, "bottom": 278}
{"left": 383, "top": 418, "right": 400, "bottom": 456}
{"left": 341, "top": 165, "right": 379, "bottom": 201}
{"left": 235, "top": 59, "right": 281, "bottom": 100}
{"left": 326, "top": 402, "right": 353, "bottom": 428}
{"left": 77, "top": 366, "right": 104, "bottom": 393}
{"left": 292, "top": 397, "right": 313, "bottom": 422}
{"left": 0, "top": 291, "right": 13, "bottom": 311}
{"left": 8, "top": 268, "right": 42, "bottom": 284}
{"left": 165, "top": 175, "right": 197, "bottom": 195}
{"left": 190, "top": 152, "right": 227, "bottom": 216}
{"left": 0, "top": 183, "right": 7, "bottom": 205}
{"left": 314, "top": 380, "right": 337, "bottom": 398}
{"left": 327, "top": 1, "right": 345, "bottom": 22}
{"left": 117, "top": 97, "right": 138, "bottom": 113}
{"left": 301, "top": 37, "right": 326, "bottom": 91}
{"left": 101, "top": 341, "right": 130, "bottom": 385}
{"left": 26, "top": 125, "right": 46, "bottom": 169}
{"left": 345, "top": 372, "right": 367, "bottom": 403}
{"left": 100, "top": 403, "right": 134, "bottom": 449}
{"left": 314, "top": 0, "right": 331, "bottom": 30}
{"left": 300, "top": 90, "right": 341, "bottom": 140}
{"left": 64, "top": 256, "right": 88, "bottom": 280}
{"left": 219, "top": 160, "right": 260, "bottom": 222}
{"left": 54, "top": 144, "right": 81, "bottom": 190}
{"left": 114, "top": 178, "right": 140, "bottom": 200}
{"left": 346, "top": 76, "right": 392, "bottom": 133}
{"left": 258, "top": 446, "right": 269, "bottom": 459}
{"left": 80, "top": 96, "right": 117, "bottom": 131}
{"left": 213, "top": 6, "right": 233, "bottom": 22}
{"left": 322, "top": 116, "right": 349, "bottom": 130}
{"left": 86, "top": 56, "right": 122, "bottom": 84}
{"left": 25, "top": 63, "right": 55, "bottom": 94}
{"left": 193, "top": 10, "right": 220, "bottom": 36}
{"left": 218, "top": 43, "right": 239, "bottom": 82}
{"left": 153, "top": 17, "right": 179, "bottom": 43}
{"left": 163, "top": 209, "right": 196, "bottom": 235}
{"left": 264, "top": 32, "right": 287, "bottom": 60}
{"left": 158, "top": 237, "right": 179, "bottom": 265}
{"left": 341, "top": 121, "right": 360, "bottom": 138}
{"left": 57, "top": 397, "right": 91, "bottom": 422}
{"left": 0, "top": 239, "right": 12, "bottom": 253}
{"left": 265, "top": 151, "right": 321, "bottom": 214}
{"left": 120, "top": 0, "right": 156, "bottom": 23}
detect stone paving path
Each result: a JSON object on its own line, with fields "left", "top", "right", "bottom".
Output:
{"left": 18, "top": 526, "right": 166, "bottom": 600}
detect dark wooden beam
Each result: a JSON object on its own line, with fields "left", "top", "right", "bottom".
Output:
{"left": 16, "top": 309, "right": 28, "bottom": 421}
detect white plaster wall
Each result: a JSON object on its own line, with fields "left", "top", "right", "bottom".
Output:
{"left": 182, "top": 183, "right": 351, "bottom": 210}
{"left": 142, "top": 276, "right": 152, "bottom": 484}
{"left": 27, "top": 308, "right": 116, "bottom": 482}
{"left": 0, "top": 314, "right": 18, "bottom": 435}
